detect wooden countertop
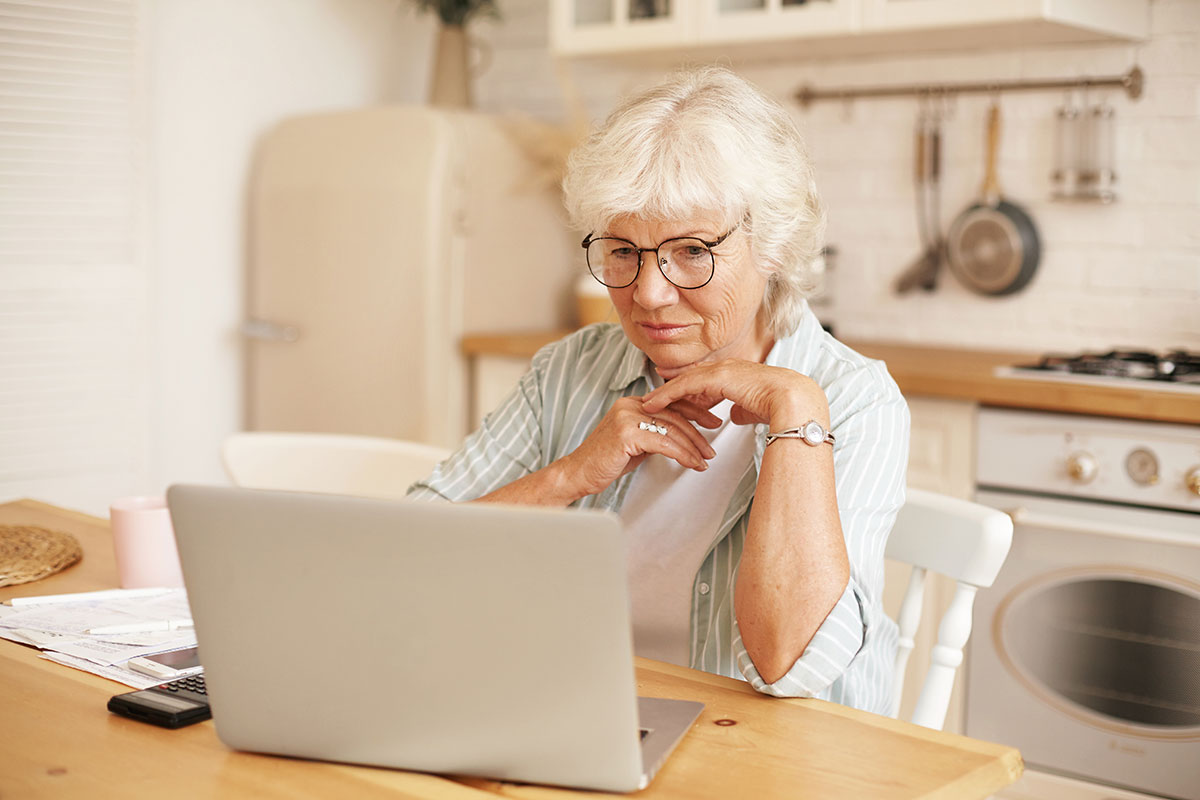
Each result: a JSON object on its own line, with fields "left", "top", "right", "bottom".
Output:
{"left": 461, "top": 330, "right": 1199, "bottom": 425}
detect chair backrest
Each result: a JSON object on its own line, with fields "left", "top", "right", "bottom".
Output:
{"left": 221, "top": 432, "right": 451, "bottom": 500}
{"left": 885, "top": 487, "right": 1013, "bottom": 730}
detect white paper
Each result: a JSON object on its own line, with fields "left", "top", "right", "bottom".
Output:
{"left": 0, "top": 587, "right": 199, "bottom": 673}
{"left": 48, "top": 631, "right": 198, "bottom": 667}
{"left": 0, "top": 627, "right": 38, "bottom": 646}
{"left": 40, "top": 651, "right": 165, "bottom": 689}
{"left": 99, "top": 629, "right": 197, "bottom": 647}
{"left": 6, "top": 627, "right": 77, "bottom": 647}
{"left": 0, "top": 588, "right": 192, "bottom": 637}
{"left": 6, "top": 587, "right": 172, "bottom": 606}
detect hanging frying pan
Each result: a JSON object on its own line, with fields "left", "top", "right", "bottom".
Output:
{"left": 947, "top": 101, "right": 1040, "bottom": 295}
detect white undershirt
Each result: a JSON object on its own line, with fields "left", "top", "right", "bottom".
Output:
{"left": 619, "top": 397, "right": 756, "bottom": 667}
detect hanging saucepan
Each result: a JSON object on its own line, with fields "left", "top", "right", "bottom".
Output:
{"left": 947, "top": 101, "right": 1041, "bottom": 295}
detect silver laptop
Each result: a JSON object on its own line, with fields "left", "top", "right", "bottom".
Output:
{"left": 166, "top": 484, "right": 703, "bottom": 793}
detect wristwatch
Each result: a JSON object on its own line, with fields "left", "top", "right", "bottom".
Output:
{"left": 764, "top": 420, "right": 835, "bottom": 447}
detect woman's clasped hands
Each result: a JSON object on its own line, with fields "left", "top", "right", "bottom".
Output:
{"left": 560, "top": 359, "right": 827, "bottom": 499}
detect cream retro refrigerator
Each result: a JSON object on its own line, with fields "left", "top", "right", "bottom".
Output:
{"left": 243, "top": 107, "right": 577, "bottom": 448}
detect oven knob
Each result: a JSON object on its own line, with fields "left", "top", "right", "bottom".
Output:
{"left": 1066, "top": 451, "right": 1098, "bottom": 483}
{"left": 1187, "top": 467, "right": 1200, "bottom": 497}
{"left": 1125, "top": 448, "right": 1159, "bottom": 485}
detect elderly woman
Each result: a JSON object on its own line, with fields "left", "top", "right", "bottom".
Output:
{"left": 410, "top": 66, "right": 908, "bottom": 714}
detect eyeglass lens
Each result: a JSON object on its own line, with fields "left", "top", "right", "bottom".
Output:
{"left": 586, "top": 238, "right": 714, "bottom": 289}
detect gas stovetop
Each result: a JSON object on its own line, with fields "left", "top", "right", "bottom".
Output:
{"left": 995, "top": 349, "right": 1200, "bottom": 393}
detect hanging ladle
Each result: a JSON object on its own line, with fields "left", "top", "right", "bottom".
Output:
{"left": 894, "top": 96, "right": 944, "bottom": 294}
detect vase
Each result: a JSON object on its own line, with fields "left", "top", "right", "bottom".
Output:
{"left": 429, "top": 24, "right": 472, "bottom": 109}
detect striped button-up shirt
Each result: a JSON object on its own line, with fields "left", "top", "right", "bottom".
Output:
{"left": 409, "top": 304, "right": 909, "bottom": 714}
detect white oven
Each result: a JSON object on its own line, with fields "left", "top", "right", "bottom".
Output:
{"left": 966, "top": 407, "right": 1200, "bottom": 800}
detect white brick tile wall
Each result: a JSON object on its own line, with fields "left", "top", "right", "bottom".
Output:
{"left": 1140, "top": 76, "right": 1200, "bottom": 118}
{"left": 1140, "top": 34, "right": 1200, "bottom": 76}
{"left": 1152, "top": 0, "right": 1200, "bottom": 33}
{"left": 475, "top": 0, "right": 1200, "bottom": 353}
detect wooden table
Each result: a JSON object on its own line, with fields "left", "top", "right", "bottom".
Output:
{"left": 0, "top": 500, "right": 1023, "bottom": 799}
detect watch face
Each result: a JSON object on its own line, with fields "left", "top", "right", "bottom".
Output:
{"left": 802, "top": 421, "right": 825, "bottom": 446}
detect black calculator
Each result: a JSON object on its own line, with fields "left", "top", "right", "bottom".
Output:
{"left": 108, "top": 673, "right": 212, "bottom": 729}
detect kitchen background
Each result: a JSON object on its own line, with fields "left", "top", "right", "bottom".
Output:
{"left": 2, "top": 4, "right": 1198, "bottom": 798}
{"left": 477, "top": 0, "right": 1200, "bottom": 352}
{"left": 1, "top": 0, "right": 1197, "bottom": 513}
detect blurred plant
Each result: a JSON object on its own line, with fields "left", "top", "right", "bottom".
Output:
{"left": 412, "top": 0, "right": 498, "bottom": 26}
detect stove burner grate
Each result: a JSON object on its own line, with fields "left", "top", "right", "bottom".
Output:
{"left": 1023, "top": 350, "right": 1200, "bottom": 383}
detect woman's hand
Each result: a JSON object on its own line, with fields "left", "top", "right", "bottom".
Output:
{"left": 557, "top": 395, "right": 718, "bottom": 500}
{"left": 641, "top": 359, "right": 829, "bottom": 431}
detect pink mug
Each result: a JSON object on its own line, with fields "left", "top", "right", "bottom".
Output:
{"left": 109, "top": 496, "right": 185, "bottom": 589}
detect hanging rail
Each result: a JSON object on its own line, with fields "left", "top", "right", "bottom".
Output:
{"left": 794, "top": 66, "right": 1144, "bottom": 107}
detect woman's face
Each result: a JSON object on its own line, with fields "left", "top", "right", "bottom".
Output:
{"left": 604, "top": 211, "right": 773, "bottom": 378}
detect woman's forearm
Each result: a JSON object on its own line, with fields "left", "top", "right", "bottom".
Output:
{"left": 639, "top": 360, "right": 851, "bottom": 684}
{"left": 474, "top": 457, "right": 587, "bottom": 507}
{"left": 735, "top": 435, "right": 849, "bottom": 684}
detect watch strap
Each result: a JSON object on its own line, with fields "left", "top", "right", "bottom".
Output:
{"left": 764, "top": 422, "right": 835, "bottom": 447}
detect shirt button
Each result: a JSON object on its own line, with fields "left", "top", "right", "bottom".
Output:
{"left": 698, "top": 582, "right": 710, "bottom": 596}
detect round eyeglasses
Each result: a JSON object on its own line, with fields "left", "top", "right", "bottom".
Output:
{"left": 581, "top": 223, "right": 739, "bottom": 290}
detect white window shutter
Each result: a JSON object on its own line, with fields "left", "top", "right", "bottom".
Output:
{"left": 0, "top": 0, "right": 148, "bottom": 513}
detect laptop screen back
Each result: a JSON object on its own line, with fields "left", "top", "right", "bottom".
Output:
{"left": 167, "top": 485, "right": 645, "bottom": 792}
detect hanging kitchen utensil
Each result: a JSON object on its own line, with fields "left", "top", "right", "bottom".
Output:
{"left": 1051, "top": 91, "right": 1081, "bottom": 200}
{"left": 926, "top": 101, "right": 945, "bottom": 276}
{"left": 1080, "top": 98, "right": 1117, "bottom": 203}
{"left": 946, "top": 99, "right": 1040, "bottom": 296}
{"left": 894, "top": 98, "right": 944, "bottom": 294}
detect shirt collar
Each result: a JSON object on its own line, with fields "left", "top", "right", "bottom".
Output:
{"left": 765, "top": 299, "right": 815, "bottom": 370}
{"left": 609, "top": 333, "right": 654, "bottom": 391}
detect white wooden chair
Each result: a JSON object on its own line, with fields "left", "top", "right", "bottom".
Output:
{"left": 886, "top": 487, "right": 1013, "bottom": 730}
{"left": 221, "top": 432, "right": 451, "bottom": 501}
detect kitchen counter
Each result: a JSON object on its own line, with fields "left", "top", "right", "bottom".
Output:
{"left": 461, "top": 331, "right": 1199, "bottom": 425}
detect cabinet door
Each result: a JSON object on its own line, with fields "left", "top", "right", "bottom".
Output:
{"left": 551, "top": 0, "right": 694, "bottom": 55}
{"left": 905, "top": 396, "right": 976, "bottom": 499}
{"left": 697, "top": 0, "right": 861, "bottom": 42}
{"left": 471, "top": 356, "right": 535, "bottom": 431}
{"left": 861, "top": 0, "right": 1149, "bottom": 40}
{"left": 550, "top": 0, "right": 1145, "bottom": 57}
{"left": 863, "top": 0, "right": 1037, "bottom": 30}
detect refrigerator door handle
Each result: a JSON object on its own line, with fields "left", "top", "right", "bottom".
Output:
{"left": 240, "top": 319, "right": 301, "bottom": 343}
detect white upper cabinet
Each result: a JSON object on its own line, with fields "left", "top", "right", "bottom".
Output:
{"left": 862, "top": 0, "right": 1148, "bottom": 36}
{"left": 550, "top": 0, "right": 696, "bottom": 55}
{"left": 549, "top": 0, "right": 1149, "bottom": 58}
{"left": 696, "top": 0, "right": 862, "bottom": 43}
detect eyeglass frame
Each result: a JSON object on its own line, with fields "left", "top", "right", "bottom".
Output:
{"left": 580, "top": 222, "right": 741, "bottom": 290}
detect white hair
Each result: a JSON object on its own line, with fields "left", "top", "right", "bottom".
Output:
{"left": 562, "top": 66, "right": 826, "bottom": 339}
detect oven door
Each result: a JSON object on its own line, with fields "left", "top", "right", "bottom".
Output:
{"left": 968, "top": 489, "right": 1200, "bottom": 800}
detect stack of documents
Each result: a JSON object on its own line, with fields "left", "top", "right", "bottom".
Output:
{"left": 0, "top": 588, "right": 196, "bottom": 688}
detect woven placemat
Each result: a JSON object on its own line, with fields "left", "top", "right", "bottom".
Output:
{"left": 0, "top": 525, "right": 83, "bottom": 587}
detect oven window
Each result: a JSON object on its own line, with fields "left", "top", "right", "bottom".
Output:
{"left": 1001, "top": 578, "right": 1200, "bottom": 729}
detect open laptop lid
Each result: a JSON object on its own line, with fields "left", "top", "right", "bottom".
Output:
{"left": 167, "top": 485, "right": 647, "bottom": 792}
